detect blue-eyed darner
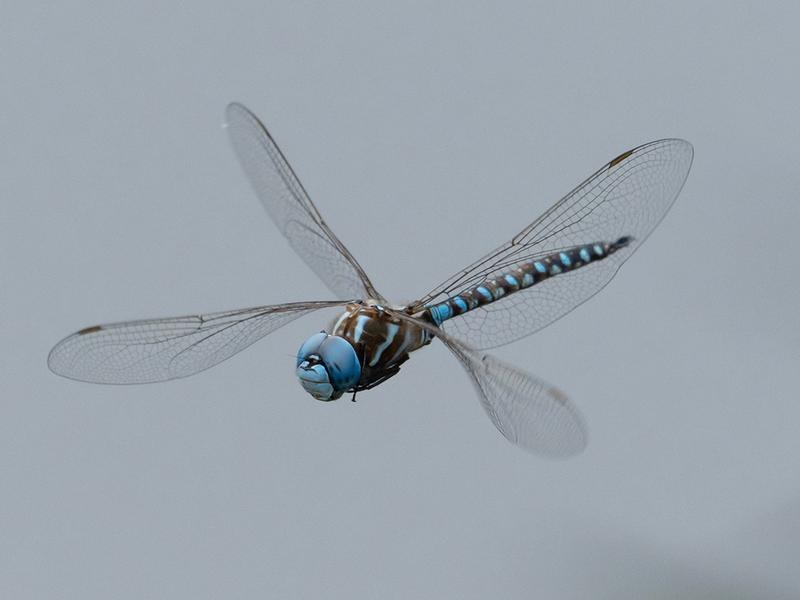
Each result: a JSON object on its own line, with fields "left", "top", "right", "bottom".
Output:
{"left": 48, "top": 103, "right": 693, "bottom": 456}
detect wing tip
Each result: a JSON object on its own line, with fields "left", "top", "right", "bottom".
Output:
{"left": 224, "top": 101, "right": 257, "bottom": 129}
{"left": 225, "top": 100, "right": 247, "bottom": 114}
{"left": 662, "top": 138, "right": 694, "bottom": 164}
{"left": 609, "top": 138, "right": 694, "bottom": 171}
{"left": 608, "top": 149, "right": 635, "bottom": 169}
{"left": 77, "top": 325, "right": 103, "bottom": 335}
{"left": 514, "top": 411, "right": 588, "bottom": 459}
{"left": 47, "top": 324, "right": 103, "bottom": 378}
{"left": 500, "top": 423, "right": 588, "bottom": 459}
{"left": 46, "top": 338, "right": 70, "bottom": 379}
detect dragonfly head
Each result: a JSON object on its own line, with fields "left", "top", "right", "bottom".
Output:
{"left": 296, "top": 332, "right": 361, "bottom": 401}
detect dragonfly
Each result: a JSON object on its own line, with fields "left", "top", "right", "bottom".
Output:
{"left": 48, "top": 103, "right": 693, "bottom": 457}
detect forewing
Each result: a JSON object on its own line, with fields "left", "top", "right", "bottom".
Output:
{"left": 225, "top": 102, "right": 383, "bottom": 301}
{"left": 48, "top": 300, "right": 346, "bottom": 384}
{"left": 386, "top": 310, "right": 587, "bottom": 457}
{"left": 409, "top": 139, "right": 693, "bottom": 349}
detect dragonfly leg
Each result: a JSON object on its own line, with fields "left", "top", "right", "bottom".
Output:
{"left": 354, "top": 366, "right": 402, "bottom": 392}
{"left": 351, "top": 342, "right": 368, "bottom": 402}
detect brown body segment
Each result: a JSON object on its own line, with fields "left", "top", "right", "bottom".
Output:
{"left": 330, "top": 302, "right": 431, "bottom": 388}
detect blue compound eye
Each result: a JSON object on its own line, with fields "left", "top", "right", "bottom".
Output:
{"left": 296, "top": 332, "right": 328, "bottom": 367}
{"left": 317, "top": 336, "right": 361, "bottom": 391}
{"left": 296, "top": 362, "right": 335, "bottom": 401}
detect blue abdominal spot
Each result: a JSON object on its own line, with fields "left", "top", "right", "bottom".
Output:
{"left": 453, "top": 297, "right": 468, "bottom": 313}
{"left": 435, "top": 303, "right": 452, "bottom": 321}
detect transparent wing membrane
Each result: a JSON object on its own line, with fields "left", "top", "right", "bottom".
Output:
{"left": 48, "top": 300, "right": 346, "bottom": 384}
{"left": 387, "top": 310, "right": 586, "bottom": 457}
{"left": 48, "top": 110, "right": 693, "bottom": 457}
{"left": 226, "top": 103, "right": 383, "bottom": 301}
{"left": 410, "top": 139, "right": 693, "bottom": 349}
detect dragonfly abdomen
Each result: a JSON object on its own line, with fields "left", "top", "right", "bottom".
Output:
{"left": 425, "top": 236, "right": 633, "bottom": 326}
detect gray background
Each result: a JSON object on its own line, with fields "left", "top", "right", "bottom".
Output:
{"left": 3, "top": 2, "right": 799, "bottom": 598}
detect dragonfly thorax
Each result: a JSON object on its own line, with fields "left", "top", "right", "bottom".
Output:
{"left": 296, "top": 332, "right": 361, "bottom": 401}
{"left": 296, "top": 304, "right": 432, "bottom": 401}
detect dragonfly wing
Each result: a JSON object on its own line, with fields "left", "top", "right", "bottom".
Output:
{"left": 453, "top": 348, "right": 587, "bottom": 457}
{"left": 386, "top": 309, "right": 587, "bottom": 457}
{"left": 48, "top": 300, "right": 347, "bottom": 384}
{"left": 409, "top": 139, "right": 693, "bottom": 349}
{"left": 225, "top": 103, "right": 384, "bottom": 301}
